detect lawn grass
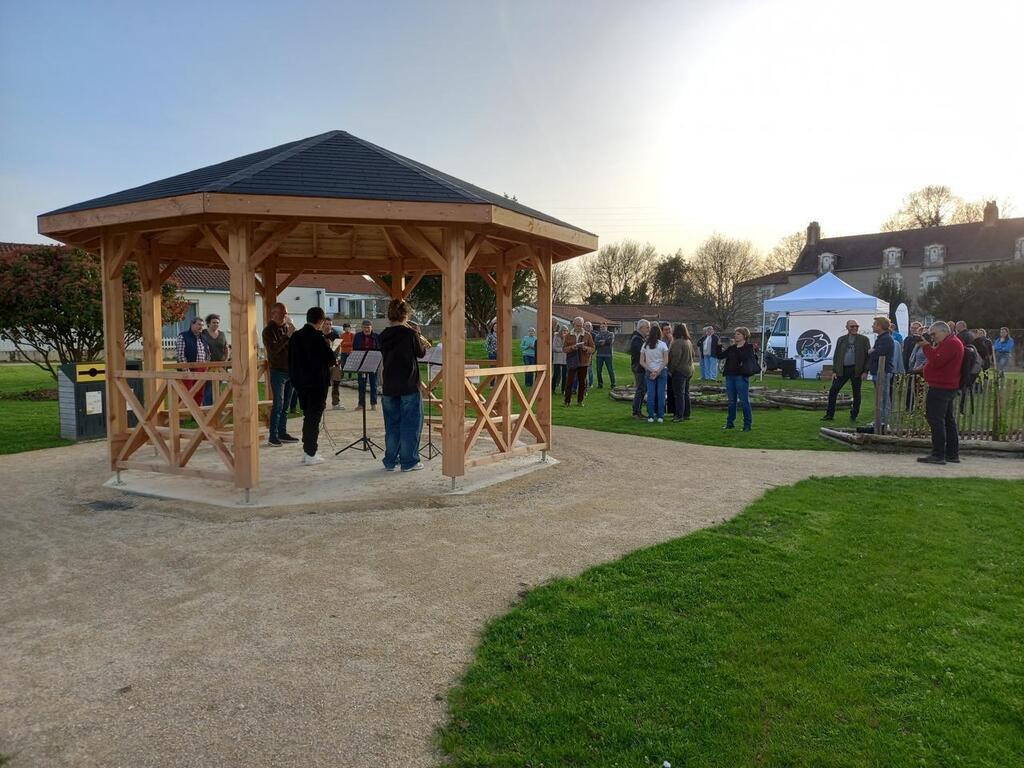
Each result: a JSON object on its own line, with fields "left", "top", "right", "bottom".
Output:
{"left": 0, "top": 364, "right": 71, "bottom": 454}
{"left": 439, "top": 477, "right": 1024, "bottom": 768}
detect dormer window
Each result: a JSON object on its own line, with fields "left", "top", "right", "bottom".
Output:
{"left": 925, "top": 244, "right": 945, "bottom": 266}
{"left": 818, "top": 252, "right": 836, "bottom": 273}
{"left": 883, "top": 247, "right": 902, "bottom": 268}
{"left": 1015, "top": 237, "right": 1024, "bottom": 260}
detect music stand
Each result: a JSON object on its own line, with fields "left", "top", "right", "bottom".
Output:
{"left": 337, "top": 350, "right": 384, "bottom": 457}
{"left": 420, "top": 347, "right": 443, "bottom": 460}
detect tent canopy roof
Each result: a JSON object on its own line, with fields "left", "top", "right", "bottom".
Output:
{"left": 764, "top": 271, "right": 889, "bottom": 313}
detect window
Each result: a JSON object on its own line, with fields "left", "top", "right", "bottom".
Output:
{"left": 883, "top": 247, "right": 902, "bottom": 267}
{"left": 925, "top": 244, "right": 945, "bottom": 266}
{"left": 818, "top": 252, "right": 836, "bottom": 273}
{"left": 1015, "top": 237, "right": 1024, "bottom": 260}
{"left": 921, "top": 274, "right": 941, "bottom": 292}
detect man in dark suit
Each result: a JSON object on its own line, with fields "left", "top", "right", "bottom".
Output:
{"left": 287, "top": 307, "right": 338, "bottom": 465}
{"left": 822, "top": 319, "right": 870, "bottom": 421}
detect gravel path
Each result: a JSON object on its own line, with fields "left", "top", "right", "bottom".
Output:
{"left": 1, "top": 427, "right": 1020, "bottom": 767}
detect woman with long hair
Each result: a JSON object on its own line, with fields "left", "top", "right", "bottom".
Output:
{"left": 660, "top": 323, "right": 675, "bottom": 415}
{"left": 994, "top": 327, "right": 1015, "bottom": 373}
{"left": 668, "top": 323, "right": 694, "bottom": 422}
{"left": 379, "top": 299, "right": 427, "bottom": 471}
{"left": 716, "top": 326, "right": 757, "bottom": 431}
{"left": 640, "top": 324, "right": 669, "bottom": 423}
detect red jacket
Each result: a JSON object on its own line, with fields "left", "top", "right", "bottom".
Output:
{"left": 922, "top": 334, "right": 964, "bottom": 390}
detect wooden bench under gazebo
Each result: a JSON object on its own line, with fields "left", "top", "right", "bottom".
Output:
{"left": 37, "top": 130, "right": 597, "bottom": 500}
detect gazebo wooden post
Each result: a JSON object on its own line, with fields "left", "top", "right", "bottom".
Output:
{"left": 101, "top": 231, "right": 129, "bottom": 470}
{"left": 535, "top": 245, "right": 553, "bottom": 455}
{"left": 260, "top": 255, "right": 277, "bottom": 322}
{"left": 441, "top": 226, "right": 466, "bottom": 481}
{"left": 495, "top": 253, "right": 515, "bottom": 447}
{"left": 137, "top": 239, "right": 163, "bottom": 406}
{"left": 227, "top": 219, "right": 259, "bottom": 494}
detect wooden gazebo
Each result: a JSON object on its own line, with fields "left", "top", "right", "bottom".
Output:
{"left": 37, "top": 130, "right": 597, "bottom": 494}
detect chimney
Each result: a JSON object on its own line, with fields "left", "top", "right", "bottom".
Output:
{"left": 983, "top": 200, "right": 999, "bottom": 226}
{"left": 806, "top": 221, "right": 820, "bottom": 246}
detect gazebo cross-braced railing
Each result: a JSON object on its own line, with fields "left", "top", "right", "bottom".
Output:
{"left": 38, "top": 131, "right": 597, "bottom": 493}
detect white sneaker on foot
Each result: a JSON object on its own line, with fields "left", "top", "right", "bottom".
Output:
{"left": 657, "top": 417, "right": 664, "bottom": 423}
{"left": 303, "top": 453, "right": 325, "bottom": 466}
{"left": 647, "top": 417, "right": 654, "bottom": 423}
{"left": 401, "top": 462, "right": 425, "bottom": 472}
{"left": 332, "top": 404, "right": 345, "bottom": 411}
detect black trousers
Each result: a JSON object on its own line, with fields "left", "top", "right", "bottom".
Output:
{"left": 825, "top": 365, "right": 862, "bottom": 419}
{"left": 925, "top": 387, "right": 959, "bottom": 460}
{"left": 670, "top": 373, "right": 691, "bottom": 419}
{"left": 295, "top": 385, "right": 328, "bottom": 457}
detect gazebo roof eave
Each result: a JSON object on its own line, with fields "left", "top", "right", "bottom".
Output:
{"left": 37, "top": 192, "right": 598, "bottom": 255}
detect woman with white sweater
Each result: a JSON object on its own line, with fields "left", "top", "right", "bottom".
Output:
{"left": 640, "top": 324, "right": 669, "bottom": 423}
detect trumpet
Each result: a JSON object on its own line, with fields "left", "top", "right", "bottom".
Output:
{"left": 409, "top": 322, "right": 433, "bottom": 348}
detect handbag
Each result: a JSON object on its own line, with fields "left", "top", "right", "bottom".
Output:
{"left": 330, "top": 364, "right": 342, "bottom": 382}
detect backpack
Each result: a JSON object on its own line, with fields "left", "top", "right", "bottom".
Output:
{"left": 959, "top": 345, "right": 982, "bottom": 389}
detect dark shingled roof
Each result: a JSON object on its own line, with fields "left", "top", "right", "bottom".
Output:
{"left": 736, "top": 269, "right": 791, "bottom": 287}
{"left": 43, "top": 130, "right": 593, "bottom": 235}
{"left": 792, "top": 217, "right": 1024, "bottom": 274}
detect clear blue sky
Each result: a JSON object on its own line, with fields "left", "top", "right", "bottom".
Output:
{"left": 2, "top": 0, "right": 1022, "bottom": 252}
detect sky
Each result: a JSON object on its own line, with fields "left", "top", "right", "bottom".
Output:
{"left": 1, "top": 0, "right": 1022, "bottom": 254}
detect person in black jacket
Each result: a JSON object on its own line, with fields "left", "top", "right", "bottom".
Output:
{"left": 288, "top": 307, "right": 338, "bottom": 465}
{"left": 629, "top": 320, "right": 651, "bottom": 418}
{"left": 715, "top": 327, "right": 757, "bottom": 431}
{"left": 378, "top": 299, "right": 427, "bottom": 472}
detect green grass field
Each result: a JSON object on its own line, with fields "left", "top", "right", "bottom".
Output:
{"left": 439, "top": 476, "right": 1024, "bottom": 767}
{"left": 0, "top": 364, "right": 71, "bottom": 454}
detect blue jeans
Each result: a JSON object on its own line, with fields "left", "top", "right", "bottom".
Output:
{"left": 646, "top": 369, "right": 667, "bottom": 419}
{"left": 725, "top": 375, "right": 752, "bottom": 427}
{"left": 358, "top": 372, "right": 378, "bottom": 406}
{"left": 269, "top": 368, "right": 292, "bottom": 440}
{"left": 595, "top": 356, "right": 615, "bottom": 387}
{"left": 700, "top": 356, "right": 718, "bottom": 380}
{"left": 873, "top": 372, "right": 892, "bottom": 425}
{"left": 202, "top": 382, "right": 213, "bottom": 407}
{"left": 588, "top": 360, "right": 595, "bottom": 388}
{"left": 551, "top": 364, "right": 566, "bottom": 392}
{"left": 523, "top": 356, "right": 536, "bottom": 387}
{"left": 382, "top": 392, "right": 423, "bottom": 470}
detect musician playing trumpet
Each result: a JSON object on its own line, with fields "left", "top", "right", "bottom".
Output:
{"left": 378, "top": 299, "right": 428, "bottom": 472}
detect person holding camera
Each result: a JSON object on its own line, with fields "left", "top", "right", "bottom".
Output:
{"left": 917, "top": 321, "right": 965, "bottom": 465}
{"left": 287, "top": 307, "right": 339, "bottom": 465}
{"left": 262, "top": 302, "right": 298, "bottom": 446}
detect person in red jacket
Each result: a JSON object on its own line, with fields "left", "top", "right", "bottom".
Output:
{"left": 917, "top": 321, "right": 965, "bottom": 464}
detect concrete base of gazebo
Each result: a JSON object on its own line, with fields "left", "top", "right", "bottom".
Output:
{"left": 103, "top": 408, "right": 558, "bottom": 508}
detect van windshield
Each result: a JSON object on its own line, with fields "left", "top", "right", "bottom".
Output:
{"left": 771, "top": 316, "right": 789, "bottom": 336}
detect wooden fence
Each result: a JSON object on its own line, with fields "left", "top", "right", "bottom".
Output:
{"left": 888, "top": 372, "right": 1024, "bottom": 442}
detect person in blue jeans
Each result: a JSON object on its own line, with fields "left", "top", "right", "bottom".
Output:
{"left": 353, "top": 319, "right": 381, "bottom": 410}
{"left": 261, "top": 302, "right": 299, "bottom": 446}
{"left": 520, "top": 328, "right": 538, "bottom": 387}
{"left": 639, "top": 324, "right": 669, "bottom": 422}
{"left": 594, "top": 323, "right": 616, "bottom": 388}
{"left": 716, "top": 326, "right": 756, "bottom": 430}
{"left": 378, "top": 299, "right": 427, "bottom": 471}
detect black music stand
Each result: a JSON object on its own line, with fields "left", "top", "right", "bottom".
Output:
{"left": 337, "top": 350, "right": 384, "bottom": 457}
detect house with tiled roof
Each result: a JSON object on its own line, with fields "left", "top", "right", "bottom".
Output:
{"left": 169, "top": 265, "right": 387, "bottom": 340}
{"left": 511, "top": 302, "right": 707, "bottom": 346}
{"left": 789, "top": 202, "right": 1024, "bottom": 306}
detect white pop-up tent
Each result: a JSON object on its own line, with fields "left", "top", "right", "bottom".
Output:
{"left": 762, "top": 272, "right": 889, "bottom": 379}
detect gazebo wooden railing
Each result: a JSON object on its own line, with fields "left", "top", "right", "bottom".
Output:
{"left": 37, "top": 130, "right": 597, "bottom": 496}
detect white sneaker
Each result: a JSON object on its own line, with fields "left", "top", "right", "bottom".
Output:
{"left": 401, "top": 462, "right": 425, "bottom": 472}
{"left": 302, "top": 453, "right": 325, "bottom": 466}
{"left": 657, "top": 418, "right": 664, "bottom": 423}
{"left": 332, "top": 404, "right": 345, "bottom": 411}
{"left": 647, "top": 418, "right": 654, "bottom": 423}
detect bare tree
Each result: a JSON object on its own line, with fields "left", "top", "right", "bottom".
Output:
{"left": 880, "top": 186, "right": 1014, "bottom": 231}
{"left": 764, "top": 231, "right": 804, "bottom": 273}
{"left": 577, "top": 240, "right": 658, "bottom": 304}
{"left": 551, "top": 262, "right": 579, "bottom": 305}
{"left": 688, "top": 234, "right": 764, "bottom": 330}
